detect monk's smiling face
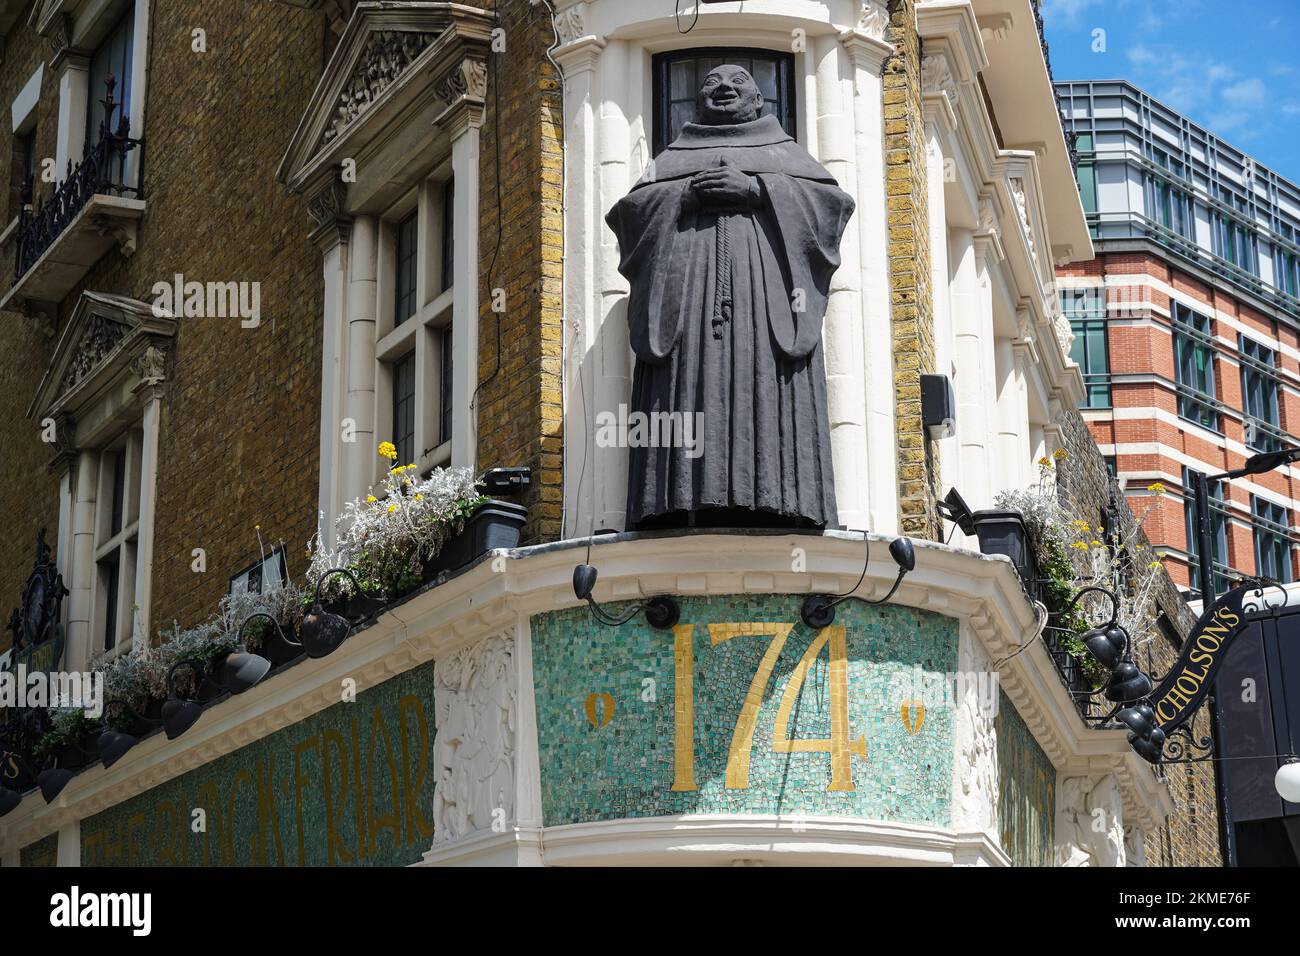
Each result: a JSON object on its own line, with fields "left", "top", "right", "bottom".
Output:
{"left": 696, "top": 65, "right": 763, "bottom": 125}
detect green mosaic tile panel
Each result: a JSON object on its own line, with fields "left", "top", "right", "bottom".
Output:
{"left": 996, "top": 690, "right": 1055, "bottom": 866}
{"left": 532, "top": 594, "right": 957, "bottom": 825}
{"left": 80, "top": 665, "right": 436, "bottom": 867}
{"left": 20, "top": 832, "right": 57, "bottom": 867}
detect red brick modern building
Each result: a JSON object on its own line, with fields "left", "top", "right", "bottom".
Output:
{"left": 1057, "top": 80, "right": 1300, "bottom": 599}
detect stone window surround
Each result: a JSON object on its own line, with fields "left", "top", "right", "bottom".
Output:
{"left": 372, "top": 165, "right": 456, "bottom": 485}
{"left": 28, "top": 291, "right": 174, "bottom": 673}
{"left": 552, "top": 0, "right": 899, "bottom": 538}
{"left": 41, "top": 0, "right": 151, "bottom": 191}
{"left": 276, "top": 4, "right": 492, "bottom": 544}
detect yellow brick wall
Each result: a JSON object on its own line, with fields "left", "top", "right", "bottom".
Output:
{"left": 884, "top": 0, "right": 941, "bottom": 541}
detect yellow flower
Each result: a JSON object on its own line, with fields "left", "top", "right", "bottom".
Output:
{"left": 414, "top": 494, "right": 424, "bottom": 501}
{"left": 1147, "top": 560, "right": 1162, "bottom": 569}
{"left": 1091, "top": 540, "right": 1103, "bottom": 547}
{"left": 1071, "top": 541, "right": 1089, "bottom": 550}
{"left": 1053, "top": 448, "right": 1068, "bottom": 460}
{"left": 366, "top": 495, "right": 377, "bottom": 503}
{"left": 1146, "top": 482, "right": 1166, "bottom": 495}
{"left": 378, "top": 441, "right": 397, "bottom": 461}
{"left": 387, "top": 504, "right": 397, "bottom": 514}
{"left": 1038, "top": 456, "right": 1052, "bottom": 467}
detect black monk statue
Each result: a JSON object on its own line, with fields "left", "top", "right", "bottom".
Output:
{"left": 606, "top": 65, "right": 855, "bottom": 530}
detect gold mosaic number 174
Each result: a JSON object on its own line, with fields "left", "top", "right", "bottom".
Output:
{"left": 670, "top": 623, "right": 867, "bottom": 793}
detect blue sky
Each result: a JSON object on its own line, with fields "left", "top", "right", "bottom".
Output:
{"left": 1041, "top": 0, "right": 1300, "bottom": 183}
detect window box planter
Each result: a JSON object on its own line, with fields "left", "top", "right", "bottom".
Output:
{"left": 972, "top": 509, "right": 1039, "bottom": 597}
{"left": 421, "top": 499, "right": 528, "bottom": 579}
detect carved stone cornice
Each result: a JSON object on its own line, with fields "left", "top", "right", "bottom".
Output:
{"left": 856, "top": 0, "right": 891, "bottom": 40}
{"left": 554, "top": 1, "right": 588, "bottom": 45}
{"left": 45, "top": 413, "right": 77, "bottom": 474}
{"left": 920, "top": 52, "right": 957, "bottom": 100}
{"left": 130, "top": 343, "right": 168, "bottom": 392}
{"left": 306, "top": 175, "right": 352, "bottom": 250}
{"left": 432, "top": 55, "right": 487, "bottom": 137}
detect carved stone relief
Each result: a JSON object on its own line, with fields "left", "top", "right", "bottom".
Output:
{"left": 1054, "top": 773, "right": 1126, "bottom": 867}
{"left": 321, "top": 31, "right": 438, "bottom": 146}
{"left": 431, "top": 633, "right": 517, "bottom": 844}
{"left": 60, "top": 314, "right": 130, "bottom": 393}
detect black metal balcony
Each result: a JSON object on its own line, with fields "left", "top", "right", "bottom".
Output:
{"left": 13, "top": 76, "right": 143, "bottom": 283}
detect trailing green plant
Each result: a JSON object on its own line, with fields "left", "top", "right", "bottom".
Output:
{"left": 98, "top": 648, "right": 155, "bottom": 728}
{"left": 306, "top": 444, "right": 486, "bottom": 602}
{"left": 34, "top": 707, "right": 98, "bottom": 762}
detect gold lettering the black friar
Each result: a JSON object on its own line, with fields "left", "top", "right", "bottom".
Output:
{"left": 80, "top": 687, "right": 434, "bottom": 866}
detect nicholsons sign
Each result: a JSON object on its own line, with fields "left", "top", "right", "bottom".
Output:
{"left": 1149, "top": 585, "right": 1295, "bottom": 732}
{"left": 80, "top": 666, "right": 436, "bottom": 866}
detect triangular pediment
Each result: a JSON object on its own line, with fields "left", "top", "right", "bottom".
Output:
{"left": 29, "top": 291, "right": 176, "bottom": 422}
{"left": 277, "top": 2, "right": 494, "bottom": 194}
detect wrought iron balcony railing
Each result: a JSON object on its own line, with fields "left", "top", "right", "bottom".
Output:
{"left": 13, "top": 76, "right": 144, "bottom": 283}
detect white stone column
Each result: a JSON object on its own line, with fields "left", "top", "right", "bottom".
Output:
{"left": 53, "top": 49, "right": 89, "bottom": 182}
{"left": 56, "top": 821, "right": 80, "bottom": 867}
{"left": 841, "top": 19, "right": 899, "bottom": 535}
{"left": 815, "top": 33, "right": 866, "bottom": 532}
{"left": 67, "top": 451, "right": 99, "bottom": 671}
{"left": 993, "top": 337, "right": 1021, "bottom": 496}
{"left": 946, "top": 228, "right": 986, "bottom": 529}
{"left": 344, "top": 214, "right": 378, "bottom": 501}
{"left": 309, "top": 181, "right": 352, "bottom": 543}
{"left": 922, "top": 54, "right": 959, "bottom": 522}
{"left": 593, "top": 39, "right": 631, "bottom": 533}
{"left": 130, "top": 388, "right": 161, "bottom": 648}
{"left": 556, "top": 30, "right": 607, "bottom": 537}
{"left": 449, "top": 125, "right": 480, "bottom": 469}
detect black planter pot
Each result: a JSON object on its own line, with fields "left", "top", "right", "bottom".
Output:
{"left": 972, "top": 509, "right": 1039, "bottom": 597}
{"left": 423, "top": 499, "right": 528, "bottom": 579}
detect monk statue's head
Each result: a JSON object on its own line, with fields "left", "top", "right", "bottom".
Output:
{"left": 696, "top": 65, "right": 764, "bottom": 125}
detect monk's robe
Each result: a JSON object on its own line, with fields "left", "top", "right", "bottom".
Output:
{"left": 605, "top": 113, "right": 854, "bottom": 529}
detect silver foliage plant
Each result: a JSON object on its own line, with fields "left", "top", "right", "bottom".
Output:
{"left": 995, "top": 456, "right": 1167, "bottom": 652}
{"left": 306, "top": 459, "right": 483, "bottom": 601}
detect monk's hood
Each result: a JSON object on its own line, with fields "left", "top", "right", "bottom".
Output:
{"left": 638, "top": 114, "right": 838, "bottom": 185}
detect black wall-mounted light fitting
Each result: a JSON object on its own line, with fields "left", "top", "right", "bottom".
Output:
{"left": 571, "top": 562, "right": 681, "bottom": 630}
{"left": 937, "top": 488, "right": 976, "bottom": 536}
{"left": 800, "top": 535, "right": 916, "bottom": 629}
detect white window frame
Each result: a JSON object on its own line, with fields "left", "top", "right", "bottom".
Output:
{"left": 373, "top": 167, "right": 455, "bottom": 486}
{"left": 89, "top": 428, "right": 143, "bottom": 662}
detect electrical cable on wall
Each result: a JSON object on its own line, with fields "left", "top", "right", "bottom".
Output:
{"left": 675, "top": 0, "right": 701, "bottom": 34}
{"left": 469, "top": 8, "right": 507, "bottom": 465}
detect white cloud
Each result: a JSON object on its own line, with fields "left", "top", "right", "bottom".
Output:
{"left": 1041, "top": 0, "right": 1103, "bottom": 27}
{"left": 1222, "top": 78, "right": 1267, "bottom": 110}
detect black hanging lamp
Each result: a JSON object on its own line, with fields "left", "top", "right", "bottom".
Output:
{"left": 299, "top": 569, "right": 386, "bottom": 658}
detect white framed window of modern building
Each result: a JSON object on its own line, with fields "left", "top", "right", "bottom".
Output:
{"left": 373, "top": 171, "right": 456, "bottom": 483}
{"left": 1239, "top": 335, "right": 1282, "bottom": 453}
{"left": 1252, "top": 495, "right": 1292, "bottom": 584}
